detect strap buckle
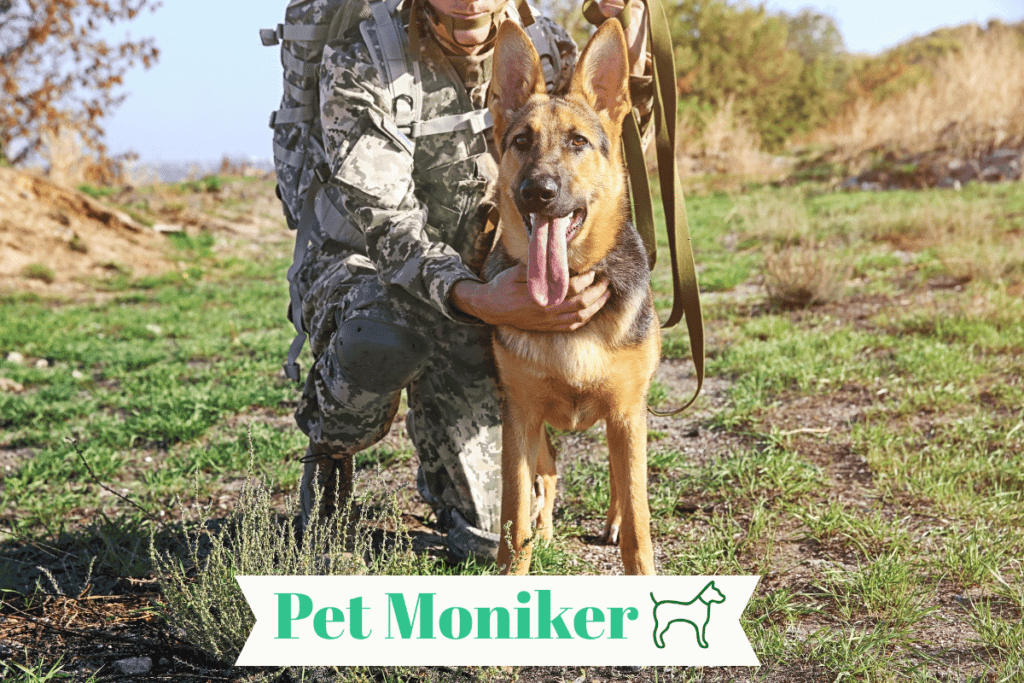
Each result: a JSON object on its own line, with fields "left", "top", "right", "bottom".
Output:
{"left": 314, "top": 163, "right": 331, "bottom": 184}
{"left": 260, "top": 25, "right": 282, "bottom": 46}
{"left": 284, "top": 361, "right": 303, "bottom": 382}
{"left": 469, "top": 110, "right": 493, "bottom": 135}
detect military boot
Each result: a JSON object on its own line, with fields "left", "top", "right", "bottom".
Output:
{"left": 299, "top": 445, "right": 355, "bottom": 528}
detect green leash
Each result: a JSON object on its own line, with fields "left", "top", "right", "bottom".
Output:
{"left": 584, "top": 0, "right": 705, "bottom": 416}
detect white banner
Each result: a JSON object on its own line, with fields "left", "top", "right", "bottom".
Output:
{"left": 235, "top": 575, "right": 760, "bottom": 667}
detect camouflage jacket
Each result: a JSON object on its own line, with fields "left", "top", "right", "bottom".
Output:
{"left": 318, "top": 3, "right": 649, "bottom": 322}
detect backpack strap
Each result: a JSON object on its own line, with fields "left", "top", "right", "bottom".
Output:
{"left": 284, "top": 173, "right": 321, "bottom": 382}
{"left": 269, "top": 105, "right": 318, "bottom": 127}
{"left": 365, "top": 0, "right": 502, "bottom": 140}
{"left": 410, "top": 109, "right": 492, "bottom": 137}
{"left": 363, "top": 0, "right": 423, "bottom": 132}
{"left": 283, "top": 164, "right": 334, "bottom": 382}
{"left": 261, "top": 22, "right": 330, "bottom": 46}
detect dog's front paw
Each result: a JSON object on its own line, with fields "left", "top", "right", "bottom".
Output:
{"left": 601, "top": 522, "right": 620, "bottom": 545}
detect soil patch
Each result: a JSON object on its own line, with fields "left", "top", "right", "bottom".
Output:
{"left": 0, "top": 168, "right": 174, "bottom": 294}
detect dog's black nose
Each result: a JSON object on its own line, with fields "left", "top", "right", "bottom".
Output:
{"left": 520, "top": 175, "right": 559, "bottom": 210}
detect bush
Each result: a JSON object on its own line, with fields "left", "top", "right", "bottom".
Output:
{"left": 151, "top": 472, "right": 435, "bottom": 663}
{"left": 671, "top": 0, "right": 848, "bottom": 151}
{"left": 763, "top": 240, "right": 850, "bottom": 308}
{"left": 22, "top": 263, "right": 56, "bottom": 283}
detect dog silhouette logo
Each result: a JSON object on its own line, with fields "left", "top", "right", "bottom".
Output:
{"left": 651, "top": 581, "right": 727, "bottom": 649}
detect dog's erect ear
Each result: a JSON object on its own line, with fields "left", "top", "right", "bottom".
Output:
{"left": 570, "top": 19, "right": 631, "bottom": 126}
{"left": 489, "top": 21, "right": 546, "bottom": 145}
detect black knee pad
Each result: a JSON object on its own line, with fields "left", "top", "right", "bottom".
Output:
{"left": 337, "top": 317, "right": 432, "bottom": 394}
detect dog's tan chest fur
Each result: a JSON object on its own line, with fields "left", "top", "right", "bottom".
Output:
{"left": 494, "top": 319, "right": 660, "bottom": 432}
{"left": 494, "top": 328, "right": 611, "bottom": 431}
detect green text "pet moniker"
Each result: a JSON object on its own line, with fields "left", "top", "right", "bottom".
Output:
{"left": 275, "top": 590, "right": 640, "bottom": 641}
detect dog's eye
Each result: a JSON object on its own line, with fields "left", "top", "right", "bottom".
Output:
{"left": 570, "top": 134, "right": 589, "bottom": 149}
{"left": 512, "top": 132, "right": 530, "bottom": 149}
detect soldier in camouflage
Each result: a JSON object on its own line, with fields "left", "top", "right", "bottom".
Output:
{"left": 295, "top": 0, "right": 651, "bottom": 562}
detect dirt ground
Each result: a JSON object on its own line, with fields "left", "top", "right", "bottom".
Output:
{"left": 0, "top": 167, "right": 289, "bottom": 298}
{"left": 0, "top": 168, "right": 175, "bottom": 294}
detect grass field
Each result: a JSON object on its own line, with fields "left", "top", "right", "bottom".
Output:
{"left": 1, "top": 177, "right": 1023, "bottom": 682}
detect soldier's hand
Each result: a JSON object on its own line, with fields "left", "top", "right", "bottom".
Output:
{"left": 596, "top": 0, "right": 648, "bottom": 76}
{"left": 451, "top": 265, "right": 611, "bottom": 332}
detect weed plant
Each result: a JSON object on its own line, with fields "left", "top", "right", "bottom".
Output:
{"left": 21, "top": 263, "right": 56, "bottom": 284}
{"left": 151, "top": 463, "right": 435, "bottom": 663}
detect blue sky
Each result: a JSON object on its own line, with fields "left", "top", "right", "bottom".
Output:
{"left": 100, "top": 0, "right": 1024, "bottom": 163}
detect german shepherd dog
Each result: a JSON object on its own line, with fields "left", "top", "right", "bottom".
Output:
{"left": 484, "top": 19, "right": 661, "bottom": 575}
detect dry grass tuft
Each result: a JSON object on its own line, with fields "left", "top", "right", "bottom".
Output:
{"left": 763, "top": 240, "right": 851, "bottom": 308}
{"left": 41, "top": 125, "right": 89, "bottom": 188}
{"left": 152, "top": 468, "right": 431, "bottom": 663}
{"left": 732, "top": 189, "right": 851, "bottom": 307}
{"left": 678, "top": 97, "right": 792, "bottom": 184}
{"left": 806, "top": 26, "right": 1024, "bottom": 165}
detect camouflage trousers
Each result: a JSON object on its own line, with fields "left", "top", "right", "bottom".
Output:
{"left": 293, "top": 242, "right": 503, "bottom": 535}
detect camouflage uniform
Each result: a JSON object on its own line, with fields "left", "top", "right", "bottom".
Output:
{"left": 293, "top": 0, "right": 578, "bottom": 556}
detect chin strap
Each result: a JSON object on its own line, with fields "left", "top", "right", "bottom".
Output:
{"left": 420, "top": 0, "right": 534, "bottom": 50}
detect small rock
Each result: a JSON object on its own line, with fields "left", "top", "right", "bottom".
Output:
{"left": 980, "top": 165, "right": 1004, "bottom": 181}
{"left": 951, "top": 163, "right": 979, "bottom": 184}
{"left": 987, "top": 148, "right": 1019, "bottom": 161}
{"left": 34, "top": 358, "right": 49, "bottom": 369}
{"left": 5, "top": 352, "right": 24, "bottom": 365}
{"left": 0, "top": 377, "right": 24, "bottom": 393}
{"left": 113, "top": 656, "right": 153, "bottom": 675}
{"left": 72, "top": 370, "right": 84, "bottom": 379}
{"left": 146, "top": 324, "right": 162, "bottom": 335}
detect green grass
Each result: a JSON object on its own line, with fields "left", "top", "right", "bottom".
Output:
{"left": 0, "top": 654, "right": 95, "bottom": 683}
{"left": 2, "top": 179, "right": 1024, "bottom": 680}
{"left": 0, "top": 260, "right": 300, "bottom": 533}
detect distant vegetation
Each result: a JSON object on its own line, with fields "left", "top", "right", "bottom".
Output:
{"left": 533, "top": 0, "right": 1024, "bottom": 186}
{"left": 665, "top": 2, "right": 1024, "bottom": 180}
{"left": 809, "top": 22, "right": 1024, "bottom": 161}
{"left": 5, "top": 0, "right": 1022, "bottom": 189}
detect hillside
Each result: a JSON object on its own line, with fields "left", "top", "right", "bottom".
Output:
{"left": 0, "top": 167, "right": 172, "bottom": 294}
{"left": 674, "top": 13, "right": 1024, "bottom": 190}
{"left": 800, "top": 20, "right": 1024, "bottom": 189}
{"left": 0, "top": 167, "right": 289, "bottom": 297}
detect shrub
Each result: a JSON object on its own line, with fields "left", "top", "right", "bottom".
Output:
{"left": 22, "top": 263, "right": 56, "bottom": 283}
{"left": 763, "top": 240, "right": 850, "bottom": 308}
{"left": 151, "top": 473, "right": 434, "bottom": 663}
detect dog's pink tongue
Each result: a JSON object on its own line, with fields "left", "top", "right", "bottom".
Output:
{"left": 527, "top": 215, "right": 571, "bottom": 306}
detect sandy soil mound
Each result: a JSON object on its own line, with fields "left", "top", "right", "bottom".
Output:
{"left": 0, "top": 167, "right": 173, "bottom": 294}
